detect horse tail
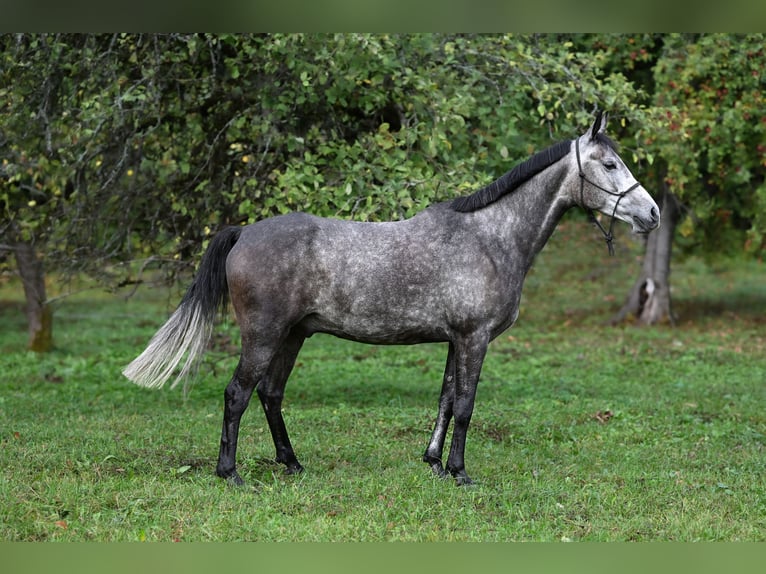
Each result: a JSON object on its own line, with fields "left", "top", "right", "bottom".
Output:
{"left": 123, "top": 226, "right": 243, "bottom": 390}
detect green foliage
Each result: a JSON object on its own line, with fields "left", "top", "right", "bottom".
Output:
{"left": 583, "top": 33, "right": 766, "bottom": 256}
{"left": 648, "top": 34, "right": 766, "bottom": 254}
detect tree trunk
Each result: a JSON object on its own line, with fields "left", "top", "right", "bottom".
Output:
{"left": 613, "top": 186, "right": 682, "bottom": 326}
{"left": 13, "top": 241, "right": 54, "bottom": 352}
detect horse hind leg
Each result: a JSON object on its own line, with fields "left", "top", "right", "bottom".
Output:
{"left": 216, "top": 357, "right": 260, "bottom": 485}
{"left": 256, "top": 330, "right": 305, "bottom": 475}
{"left": 216, "top": 329, "right": 295, "bottom": 485}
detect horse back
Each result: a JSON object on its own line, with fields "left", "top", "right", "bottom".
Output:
{"left": 225, "top": 208, "right": 518, "bottom": 343}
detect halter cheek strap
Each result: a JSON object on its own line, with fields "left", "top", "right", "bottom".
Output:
{"left": 575, "top": 139, "right": 641, "bottom": 256}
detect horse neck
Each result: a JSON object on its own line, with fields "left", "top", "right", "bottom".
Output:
{"left": 476, "top": 158, "right": 575, "bottom": 269}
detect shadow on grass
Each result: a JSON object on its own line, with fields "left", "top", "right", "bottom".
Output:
{"left": 674, "top": 290, "right": 766, "bottom": 324}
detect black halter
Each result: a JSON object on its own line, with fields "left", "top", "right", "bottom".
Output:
{"left": 575, "top": 138, "right": 641, "bottom": 256}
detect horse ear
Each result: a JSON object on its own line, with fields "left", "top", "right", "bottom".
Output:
{"left": 590, "top": 110, "right": 607, "bottom": 140}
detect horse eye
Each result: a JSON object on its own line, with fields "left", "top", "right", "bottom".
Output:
{"left": 603, "top": 161, "right": 617, "bottom": 171}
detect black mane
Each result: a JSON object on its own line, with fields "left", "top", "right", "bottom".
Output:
{"left": 451, "top": 140, "right": 572, "bottom": 213}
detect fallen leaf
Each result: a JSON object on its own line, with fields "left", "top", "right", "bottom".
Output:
{"left": 592, "top": 410, "right": 614, "bottom": 424}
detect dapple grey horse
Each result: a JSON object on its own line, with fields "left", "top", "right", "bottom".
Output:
{"left": 124, "top": 111, "right": 660, "bottom": 486}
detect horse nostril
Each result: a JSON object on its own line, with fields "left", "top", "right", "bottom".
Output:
{"left": 650, "top": 206, "right": 659, "bottom": 223}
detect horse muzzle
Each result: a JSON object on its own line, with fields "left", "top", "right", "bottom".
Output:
{"left": 632, "top": 205, "right": 661, "bottom": 233}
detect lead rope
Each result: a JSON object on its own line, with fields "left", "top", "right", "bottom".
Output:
{"left": 575, "top": 139, "right": 640, "bottom": 256}
{"left": 580, "top": 176, "right": 622, "bottom": 256}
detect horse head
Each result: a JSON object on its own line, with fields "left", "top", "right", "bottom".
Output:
{"left": 574, "top": 111, "right": 660, "bottom": 235}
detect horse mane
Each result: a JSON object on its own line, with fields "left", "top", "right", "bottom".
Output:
{"left": 451, "top": 139, "right": 573, "bottom": 213}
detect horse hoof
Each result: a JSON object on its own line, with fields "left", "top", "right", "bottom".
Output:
{"left": 423, "top": 454, "right": 447, "bottom": 478}
{"left": 284, "top": 463, "right": 304, "bottom": 475}
{"left": 224, "top": 473, "right": 245, "bottom": 487}
{"left": 450, "top": 469, "right": 475, "bottom": 486}
{"left": 455, "top": 475, "right": 475, "bottom": 487}
{"left": 429, "top": 463, "right": 447, "bottom": 478}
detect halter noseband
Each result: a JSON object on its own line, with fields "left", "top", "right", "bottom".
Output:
{"left": 575, "top": 138, "right": 641, "bottom": 256}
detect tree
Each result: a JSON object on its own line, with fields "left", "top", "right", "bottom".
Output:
{"left": 1, "top": 33, "right": 244, "bottom": 348}
{"left": 1, "top": 33, "right": 77, "bottom": 351}
{"left": 606, "top": 34, "right": 766, "bottom": 324}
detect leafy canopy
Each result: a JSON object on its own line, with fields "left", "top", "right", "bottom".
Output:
{"left": 2, "top": 34, "right": 763, "bottom": 289}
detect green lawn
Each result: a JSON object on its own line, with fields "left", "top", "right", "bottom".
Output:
{"left": 1, "top": 219, "right": 765, "bottom": 541}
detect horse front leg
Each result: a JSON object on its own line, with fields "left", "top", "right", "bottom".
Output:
{"left": 445, "top": 333, "right": 489, "bottom": 486}
{"left": 423, "top": 342, "right": 456, "bottom": 478}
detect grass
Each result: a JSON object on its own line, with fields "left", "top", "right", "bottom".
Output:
{"left": 1, "top": 218, "right": 765, "bottom": 541}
